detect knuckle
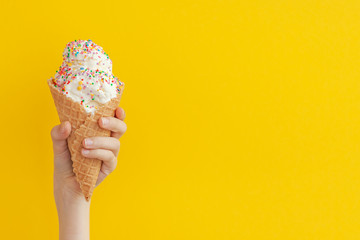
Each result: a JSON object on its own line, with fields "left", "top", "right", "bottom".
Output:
{"left": 122, "top": 122, "right": 127, "bottom": 132}
{"left": 114, "top": 139, "right": 120, "bottom": 149}
{"left": 101, "top": 168, "right": 111, "bottom": 176}
{"left": 102, "top": 167, "right": 113, "bottom": 176}
{"left": 113, "top": 158, "right": 118, "bottom": 168}
{"left": 50, "top": 126, "right": 57, "bottom": 139}
{"left": 106, "top": 152, "right": 115, "bottom": 161}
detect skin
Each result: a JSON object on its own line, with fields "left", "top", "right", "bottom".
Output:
{"left": 51, "top": 107, "right": 127, "bottom": 240}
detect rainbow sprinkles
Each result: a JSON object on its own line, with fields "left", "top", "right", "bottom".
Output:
{"left": 51, "top": 40, "right": 124, "bottom": 113}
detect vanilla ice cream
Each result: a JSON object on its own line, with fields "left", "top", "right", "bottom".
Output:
{"left": 51, "top": 39, "right": 124, "bottom": 113}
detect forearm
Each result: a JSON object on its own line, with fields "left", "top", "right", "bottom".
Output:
{"left": 55, "top": 188, "right": 90, "bottom": 240}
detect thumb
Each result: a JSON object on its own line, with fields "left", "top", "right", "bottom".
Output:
{"left": 51, "top": 121, "right": 71, "bottom": 156}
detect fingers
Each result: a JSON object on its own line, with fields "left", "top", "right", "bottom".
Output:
{"left": 51, "top": 121, "right": 71, "bottom": 156}
{"left": 82, "top": 137, "right": 120, "bottom": 156}
{"left": 115, "top": 107, "right": 126, "bottom": 121}
{"left": 98, "top": 116, "right": 127, "bottom": 139}
{"left": 81, "top": 148, "right": 115, "bottom": 162}
{"left": 111, "top": 128, "right": 126, "bottom": 139}
{"left": 81, "top": 148, "right": 117, "bottom": 175}
{"left": 80, "top": 107, "right": 126, "bottom": 185}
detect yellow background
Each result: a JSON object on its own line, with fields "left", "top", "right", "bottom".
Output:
{"left": 1, "top": 0, "right": 360, "bottom": 239}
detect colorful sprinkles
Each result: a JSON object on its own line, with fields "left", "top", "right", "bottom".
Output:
{"left": 51, "top": 40, "right": 124, "bottom": 113}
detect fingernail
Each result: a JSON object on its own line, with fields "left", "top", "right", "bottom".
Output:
{"left": 102, "top": 118, "right": 109, "bottom": 125}
{"left": 85, "top": 138, "right": 93, "bottom": 146}
{"left": 82, "top": 149, "right": 89, "bottom": 155}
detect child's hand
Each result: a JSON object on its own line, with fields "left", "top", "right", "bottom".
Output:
{"left": 51, "top": 107, "right": 127, "bottom": 202}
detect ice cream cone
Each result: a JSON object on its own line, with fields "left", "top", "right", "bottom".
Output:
{"left": 48, "top": 78, "right": 123, "bottom": 201}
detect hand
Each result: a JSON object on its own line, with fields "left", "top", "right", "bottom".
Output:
{"left": 51, "top": 107, "right": 127, "bottom": 202}
{"left": 51, "top": 107, "right": 126, "bottom": 240}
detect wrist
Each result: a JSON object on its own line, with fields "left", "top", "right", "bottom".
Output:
{"left": 55, "top": 189, "right": 90, "bottom": 211}
{"left": 54, "top": 174, "right": 87, "bottom": 205}
{"left": 54, "top": 177, "right": 90, "bottom": 240}
{"left": 57, "top": 199, "right": 90, "bottom": 240}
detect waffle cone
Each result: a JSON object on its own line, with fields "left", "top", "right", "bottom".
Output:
{"left": 48, "top": 78, "right": 123, "bottom": 201}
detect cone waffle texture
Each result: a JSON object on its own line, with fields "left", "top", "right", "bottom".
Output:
{"left": 48, "top": 78, "right": 123, "bottom": 201}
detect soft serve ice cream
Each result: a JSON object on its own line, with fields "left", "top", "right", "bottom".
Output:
{"left": 51, "top": 39, "right": 124, "bottom": 113}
